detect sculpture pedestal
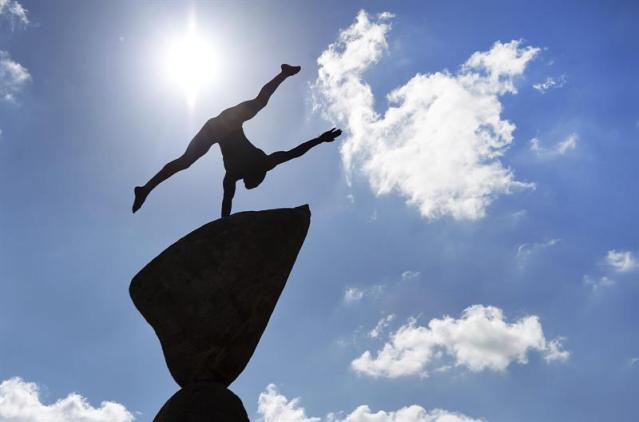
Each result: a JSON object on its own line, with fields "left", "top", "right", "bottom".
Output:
{"left": 131, "top": 205, "right": 311, "bottom": 420}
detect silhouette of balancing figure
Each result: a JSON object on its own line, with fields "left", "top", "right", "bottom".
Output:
{"left": 132, "top": 64, "right": 342, "bottom": 217}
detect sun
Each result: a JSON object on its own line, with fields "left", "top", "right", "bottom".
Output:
{"left": 162, "top": 15, "right": 217, "bottom": 108}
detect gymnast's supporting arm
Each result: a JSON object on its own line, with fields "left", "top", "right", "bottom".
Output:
{"left": 221, "top": 173, "right": 236, "bottom": 217}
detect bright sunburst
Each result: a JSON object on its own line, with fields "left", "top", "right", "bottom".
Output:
{"left": 161, "top": 14, "right": 217, "bottom": 108}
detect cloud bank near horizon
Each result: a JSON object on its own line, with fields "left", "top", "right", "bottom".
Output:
{"left": 257, "top": 383, "right": 483, "bottom": 422}
{"left": 0, "top": 378, "right": 134, "bottom": 422}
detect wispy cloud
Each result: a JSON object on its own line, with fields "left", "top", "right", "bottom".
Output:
{"left": 0, "top": 378, "right": 134, "bottom": 422}
{"left": 606, "top": 250, "right": 638, "bottom": 273}
{"left": 533, "top": 75, "right": 566, "bottom": 93}
{"left": 401, "top": 270, "right": 420, "bottom": 281}
{"left": 0, "top": 0, "right": 28, "bottom": 28}
{"left": 0, "top": 50, "right": 30, "bottom": 102}
{"left": 516, "top": 238, "right": 560, "bottom": 266}
{"left": 344, "top": 287, "right": 365, "bottom": 304}
{"left": 530, "top": 133, "right": 578, "bottom": 157}
{"left": 257, "top": 384, "right": 483, "bottom": 422}
{"left": 583, "top": 249, "right": 637, "bottom": 291}
{"left": 343, "top": 285, "right": 384, "bottom": 305}
{"left": 583, "top": 275, "right": 615, "bottom": 291}
{"left": 351, "top": 305, "right": 568, "bottom": 378}
{"left": 313, "top": 10, "right": 538, "bottom": 220}
{"left": 369, "top": 314, "right": 396, "bottom": 338}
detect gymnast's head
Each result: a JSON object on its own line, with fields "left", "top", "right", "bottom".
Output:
{"left": 243, "top": 169, "right": 266, "bottom": 189}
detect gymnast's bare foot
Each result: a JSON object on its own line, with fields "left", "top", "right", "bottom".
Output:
{"left": 281, "top": 64, "right": 301, "bottom": 76}
{"left": 132, "top": 186, "right": 148, "bottom": 213}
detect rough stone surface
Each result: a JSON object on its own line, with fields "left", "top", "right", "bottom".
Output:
{"left": 130, "top": 205, "right": 311, "bottom": 388}
{"left": 154, "top": 382, "right": 249, "bottom": 421}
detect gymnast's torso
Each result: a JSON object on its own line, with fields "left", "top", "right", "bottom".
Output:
{"left": 218, "top": 126, "right": 267, "bottom": 177}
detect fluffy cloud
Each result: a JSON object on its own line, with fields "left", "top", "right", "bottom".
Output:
{"left": 0, "top": 0, "right": 28, "bottom": 27}
{"left": 257, "top": 384, "right": 320, "bottom": 422}
{"left": 351, "top": 305, "right": 568, "bottom": 378}
{"left": 532, "top": 75, "right": 566, "bottom": 93}
{"left": 0, "top": 50, "right": 30, "bottom": 102}
{"left": 529, "top": 133, "right": 578, "bottom": 157}
{"left": 257, "top": 384, "right": 482, "bottom": 422}
{"left": 313, "top": 10, "right": 538, "bottom": 220}
{"left": 0, "top": 378, "right": 134, "bottom": 422}
{"left": 331, "top": 405, "right": 483, "bottom": 422}
{"left": 606, "top": 250, "right": 638, "bottom": 273}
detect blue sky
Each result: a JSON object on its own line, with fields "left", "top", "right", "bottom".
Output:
{"left": 1, "top": 1, "right": 638, "bottom": 421}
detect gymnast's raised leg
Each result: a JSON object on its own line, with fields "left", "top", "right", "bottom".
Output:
{"left": 220, "top": 64, "right": 301, "bottom": 124}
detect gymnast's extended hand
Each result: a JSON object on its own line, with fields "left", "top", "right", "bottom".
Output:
{"left": 318, "top": 128, "right": 342, "bottom": 142}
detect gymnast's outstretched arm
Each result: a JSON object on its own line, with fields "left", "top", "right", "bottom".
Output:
{"left": 266, "top": 128, "right": 342, "bottom": 170}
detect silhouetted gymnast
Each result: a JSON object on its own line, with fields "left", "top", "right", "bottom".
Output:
{"left": 132, "top": 64, "right": 342, "bottom": 217}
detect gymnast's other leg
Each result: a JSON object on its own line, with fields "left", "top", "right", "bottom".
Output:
{"left": 132, "top": 121, "right": 215, "bottom": 213}
{"left": 221, "top": 64, "right": 301, "bottom": 124}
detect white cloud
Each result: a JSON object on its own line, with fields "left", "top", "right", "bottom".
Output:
{"left": 0, "top": 378, "right": 134, "bottom": 422}
{"left": 556, "top": 135, "right": 578, "bottom": 154}
{"left": 606, "top": 250, "right": 638, "bottom": 273}
{"left": 583, "top": 249, "right": 637, "bottom": 291}
{"left": 529, "top": 133, "right": 578, "bottom": 157}
{"left": 258, "top": 384, "right": 320, "bottom": 422}
{"left": 332, "top": 405, "right": 483, "bottom": 422}
{"left": 313, "top": 10, "right": 538, "bottom": 220}
{"left": 344, "top": 287, "right": 365, "bottom": 304}
{"left": 0, "top": 50, "right": 30, "bottom": 102}
{"left": 583, "top": 275, "right": 615, "bottom": 291}
{"left": 401, "top": 270, "right": 420, "bottom": 281}
{"left": 343, "top": 285, "right": 384, "bottom": 305}
{"left": 544, "top": 338, "right": 571, "bottom": 363}
{"left": 369, "top": 210, "right": 378, "bottom": 222}
{"left": 532, "top": 75, "right": 566, "bottom": 93}
{"left": 516, "top": 238, "right": 560, "bottom": 265}
{"left": 0, "top": 0, "right": 28, "bottom": 27}
{"left": 351, "top": 305, "right": 568, "bottom": 378}
{"left": 369, "top": 314, "right": 395, "bottom": 338}
{"left": 258, "top": 384, "right": 483, "bottom": 422}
